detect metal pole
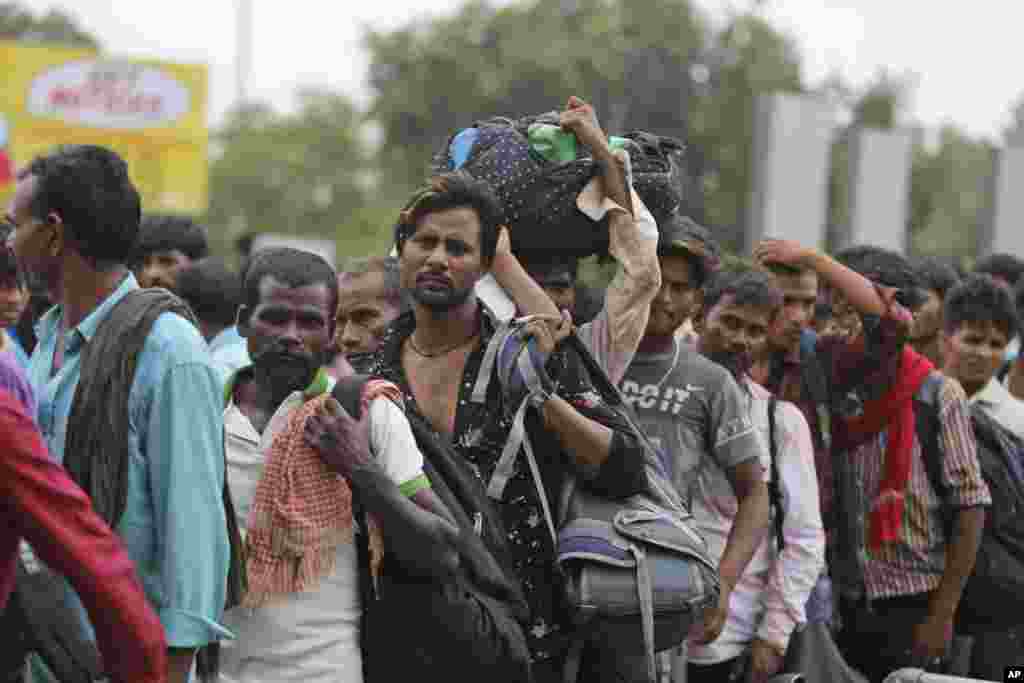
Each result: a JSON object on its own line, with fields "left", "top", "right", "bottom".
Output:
{"left": 883, "top": 668, "right": 991, "bottom": 683}
{"left": 235, "top": 0, "right": 251, "bottom": 106}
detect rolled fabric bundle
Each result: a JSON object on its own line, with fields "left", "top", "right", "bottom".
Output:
{"left": 436, "top": 113, "right": 686, "bottom": 260}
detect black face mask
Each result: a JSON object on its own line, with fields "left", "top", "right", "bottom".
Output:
{"left": 346, "top": 350, "right": 376, "bottom": 374}
{"left": 252, "top": 347, "right": 320, "bottom": 399}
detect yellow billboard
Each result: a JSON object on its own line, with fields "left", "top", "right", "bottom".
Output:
{"left": 0, "top": 41, "right": 208, "bottom": 214}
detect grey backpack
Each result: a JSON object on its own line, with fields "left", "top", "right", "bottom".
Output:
{"left": 481, "top": 321, "right": 721, "bottom": 683}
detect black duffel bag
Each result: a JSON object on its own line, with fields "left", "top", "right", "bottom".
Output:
{"left": 436, "top": 113, "right": 684, "bottom": 260}
{"left": 332, "top": 376, "right": 535, "bottom": 683}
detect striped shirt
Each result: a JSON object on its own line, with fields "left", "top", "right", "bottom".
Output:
{"left": 834, "top": 376, "right": 991, "bottom": 601}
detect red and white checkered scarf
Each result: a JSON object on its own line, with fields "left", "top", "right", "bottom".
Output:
{"left": 243, "top": 380, "right": 402, "bottom": 607}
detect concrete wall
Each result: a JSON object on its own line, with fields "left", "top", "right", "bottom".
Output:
{"left": 839, "top": 127, "right": 914, "bottom": 254}
{"left": 745, "top": 92, "right": 834, "bottom": 254}
{"left": 984, "top": 146, "right": 1024, "bottom": 257}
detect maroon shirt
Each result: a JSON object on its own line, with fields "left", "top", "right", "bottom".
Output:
{"left": 760, "top": 291, "right": 913, "bottom": 539}
{"left": 0, "top": 390, "right": 167, "bottom": 683}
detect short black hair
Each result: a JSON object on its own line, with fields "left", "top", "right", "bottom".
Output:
{"left": 242, "top": 247, "right": 339, "bottom": 318}
{"left": 973, "top": 253, "right": 1024, "bottom": 289}
{"left": 517, "top": 252, "right": 581, "bottom": 283}
{"left": 0, "top": 224, "right": 23, "bottom": 288}
{"left": 913, "top": 256, "right": 961, "bottom": 299}
{"left": 657, "top": 213, "right": 721, "bottom": 289}
{"left": 1015, "top": 278, "right": 1024, "bottom": 338}
{"left": 703, "top": 266, "right": 783, "bottom": 319}
{"left": 944, "top": 273, "right": 1019, "bottom": 340}
{"left": 835, "top": 245, "right": 925, "bottom": 309}
{"left": 394, "top": 171, "right": 502, "bottom": 267}
{"left": 136, "top": 214, "right": 209, "bottom": 262}
{"left": 24, "top": 145, "right": 141, "bottom": 268}
{"left": 175, "top": 258, "right": 241, "bottom": 328}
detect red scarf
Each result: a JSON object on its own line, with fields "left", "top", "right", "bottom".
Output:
{"left": 839, "top": 346, "right": 934, "bottom": 551}
{"left": 244, "top": 380, "right": 402, "bottom": 606}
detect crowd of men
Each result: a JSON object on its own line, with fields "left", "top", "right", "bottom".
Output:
{"left": 0, "top": 97, "right": 1022, "bottom": 683}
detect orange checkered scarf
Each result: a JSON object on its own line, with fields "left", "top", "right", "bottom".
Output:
{"left": 242, "top": 380, "right": 402, "bottom": 607}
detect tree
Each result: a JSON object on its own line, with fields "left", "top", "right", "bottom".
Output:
{"left": 852, "top": 70, "right": 913, "bottom": 130}
{"left": 365, "top": 0, "right": 802, "bottom": 249}
{"left": 204, "top": 90, "right": 379, "bottom": 259}
{"left": 0, "top": 2, "right": 99, "bottom": 47}
{"left": 910, "top": 127, "right": 996, "bottom": 262}
{"left": 824, "top": 70, "right": 914, "bottom": 249}
{"left": 686, "top": 13, "right": 803, "bottom": 241}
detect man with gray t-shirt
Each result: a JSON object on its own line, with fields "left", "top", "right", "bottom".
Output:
{"left": 620, "top": 217, "right": 770, "bottom": 674}
{"left": 622, "top": 342, "right": 760, "bottom": 503}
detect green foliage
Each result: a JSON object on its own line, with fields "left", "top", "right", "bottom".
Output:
{"left": 853, "top": 70, "right": 913, "bottom": 129}
{"left": 910, "top": 126, "right": 996, "bottom": 263}
{"left": 0, "top": 2, "right": 99, "bottom": 47}
{"left": 334, "top": 203, "right": 403, "bottom": 264}
{"left": 688, "top": 13, "right": 803, "bottom": 235}
{"left": 365, "top": 0, "right": 801, "bottom": 247}
{"left": 204, "top": 90, "right": 372, "bottom": 258}
{"left": 200, "top": 0, "right": 997, "bottom": 268}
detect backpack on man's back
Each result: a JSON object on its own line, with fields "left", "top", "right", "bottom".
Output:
{"left": 913, "top": 373, "right": 1024, "bottom": 632}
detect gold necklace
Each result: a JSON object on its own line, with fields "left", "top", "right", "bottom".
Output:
{"left": 407, "top": 330, "right": 479, "bottom": 358}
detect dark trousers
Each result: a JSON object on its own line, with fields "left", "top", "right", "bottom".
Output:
{"left": 968, "top": 627, "right": 1024, "bottom": 681}
{"left": 837, "top": 592, "right": 948, "bottom": 683}
{"left": 687, "top": 656, "right": 745, "bottom": 683}
{"left": 533, "top": 645, "right": 647, "bottom": 683}
{"left": 534, "top": 645, "right": 676, "bottom": 683}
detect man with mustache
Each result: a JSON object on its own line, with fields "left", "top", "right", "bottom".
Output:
{"left": 756, "top": 241, "right": 989, "bottom": 683}
{"left": 368, "top": 170, "right": 650, "bottom": 682}
{"left": 220, "top": 246, "right": 457, "bottom": 683}
{"left": 755, "top": 248, "right": 868, "bottom": 628}
{"left": 9, "top": 145, "right": 231, "bottom": 683}
{"left": 686, "top": 267, "right": 825, "bottom": 683}
{"left": 334, "top": 256, "right": 407, "bottom": 372}
{"left": 618, "top": 218, "right": 771, "bottom": 674}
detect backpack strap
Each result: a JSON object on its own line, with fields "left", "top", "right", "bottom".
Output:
{"left": 913, "top": 372, "right": 949, "bottom": 522}
{"left": 765, "top": 335, "right": 831, "bottom": 454}
{"left": 767, "top": 395, "right": 786, "bottom": 552}
{"left": 800, "top": 348, "right": 832, "bottom": 453}
{"left": 329, "top": 375, "right": 376, "bottom": 676}
{"left": 998, "top": 359, "right": 1012, "bottom": 383}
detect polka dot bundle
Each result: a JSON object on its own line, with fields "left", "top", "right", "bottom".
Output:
{"left": 435, "top": 114, "right": 688, "bottom": 260}
{"left": 437, "top": 116, "right": 603, "bottom": 259}
{"left": 618, "top": 131, "right": 687, "bottom": 227}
